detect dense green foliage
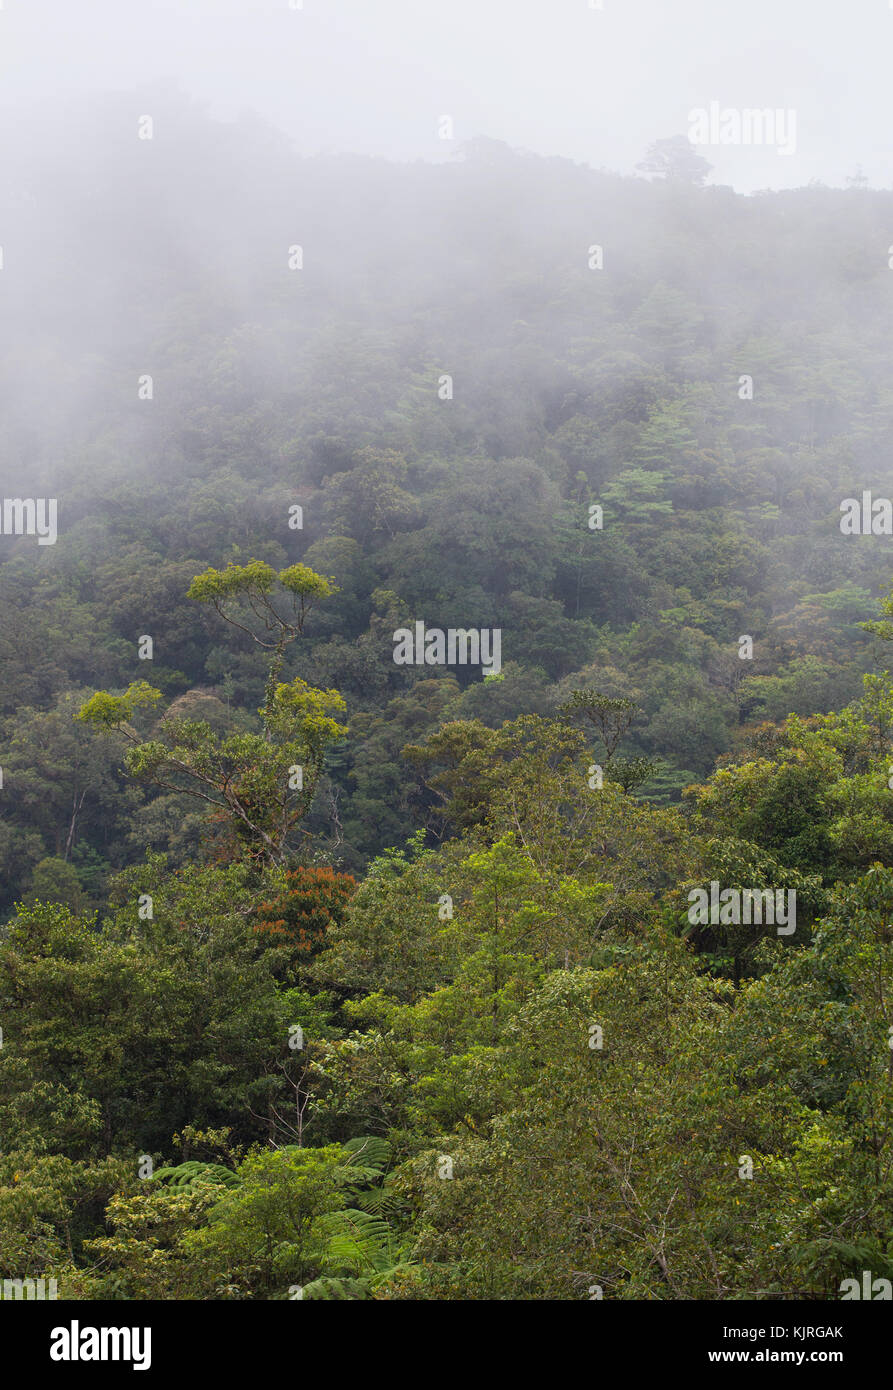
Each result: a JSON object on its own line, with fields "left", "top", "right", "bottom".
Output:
{"left": 2, "top": 101, "right": 893, "bottom": 1298}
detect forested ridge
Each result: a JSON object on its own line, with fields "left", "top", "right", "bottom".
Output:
{"left": 3, "top": 94, "right": 893, "bottom": 1299}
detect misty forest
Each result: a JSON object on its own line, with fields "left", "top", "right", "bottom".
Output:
{"left": 4, "top": 94, "right": 893, "bottom": 1302}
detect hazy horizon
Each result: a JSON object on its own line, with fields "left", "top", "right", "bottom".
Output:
{"left": 1, "top": 0, "right": 892, "bottom": 194}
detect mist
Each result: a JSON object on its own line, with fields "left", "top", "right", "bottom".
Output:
{"left": 4, "top": 0, "right": 893, "bottom": 1328}
{"left": 1, "top": 0, "right": 891, "bottom": 191}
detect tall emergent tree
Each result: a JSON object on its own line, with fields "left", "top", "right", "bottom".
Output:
{"left": 558, "top": 688, "right": 658, "bottom": 793}
{"left": 636, "top": 134, "right": 712, "bottom": 185}
{"left": 78, "top": 562, "right": 346, "bottom": 866}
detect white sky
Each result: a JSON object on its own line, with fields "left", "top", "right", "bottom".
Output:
{"left": 0, "top": 0, "right": 891, "bottom": 190}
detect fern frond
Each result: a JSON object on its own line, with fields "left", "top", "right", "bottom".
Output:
{"left": 151, "top": 1161, "right": 239, "bottom": 1192}
{"left": 353, "top": 1184, "right": 403, "bottom": 1216}
{"left": 342, "top": 1136, "right": 391, "bottom": 1174}
{"left": 301, "top": 1276, "right": 372, "bottom": 1301}
{"left": 320, "top": 1207, "right": 395, "bottom": 1274}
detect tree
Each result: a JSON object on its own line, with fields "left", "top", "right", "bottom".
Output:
{"left": 254, "top": 865, "right": 357, "bottom": 961}
{"left": 24, "top": 857, "right": 86, "bottom": 912}
{"left": 311, "top": 835, "right": 460, "bottom": 1003}
{"left": 0, "top": 864, "right": 341, "bottom": 1160}
{"left": 404, "top": 714, "right": 587, "bottom": 839}
{"left": 637, "top": 135, "right": 712, "bottom": 185}
{"left": 77, "top": 563, "right": 346, "bottom": 866}
{"left": 0, "top": 690, "right": 134, "bottom": 911}
{"left": 186, "top": 560, "right": 339, "bottom": 712}
{"left": 559, "top": 688, "right": 639, "bottom": 760}
{"left": 181, "top": 1144, "right": 389, "bottom": 1299}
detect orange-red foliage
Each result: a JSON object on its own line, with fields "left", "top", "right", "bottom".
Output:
{"left": 253, "top": 865, "right": 357, "bottom": 955}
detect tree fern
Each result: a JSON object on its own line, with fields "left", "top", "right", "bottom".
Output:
{"left": 342, "top": 1136, "right": 391, "bottom": 1174}
{"left": 353, "top": 1181, "right": 403, "bottom": 1216}
{"left": 151, "top": 1161, "right": 239, "bottom": 1192}
{"left": 300, "top": 1276, "right": 372, "bottom": 1300}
